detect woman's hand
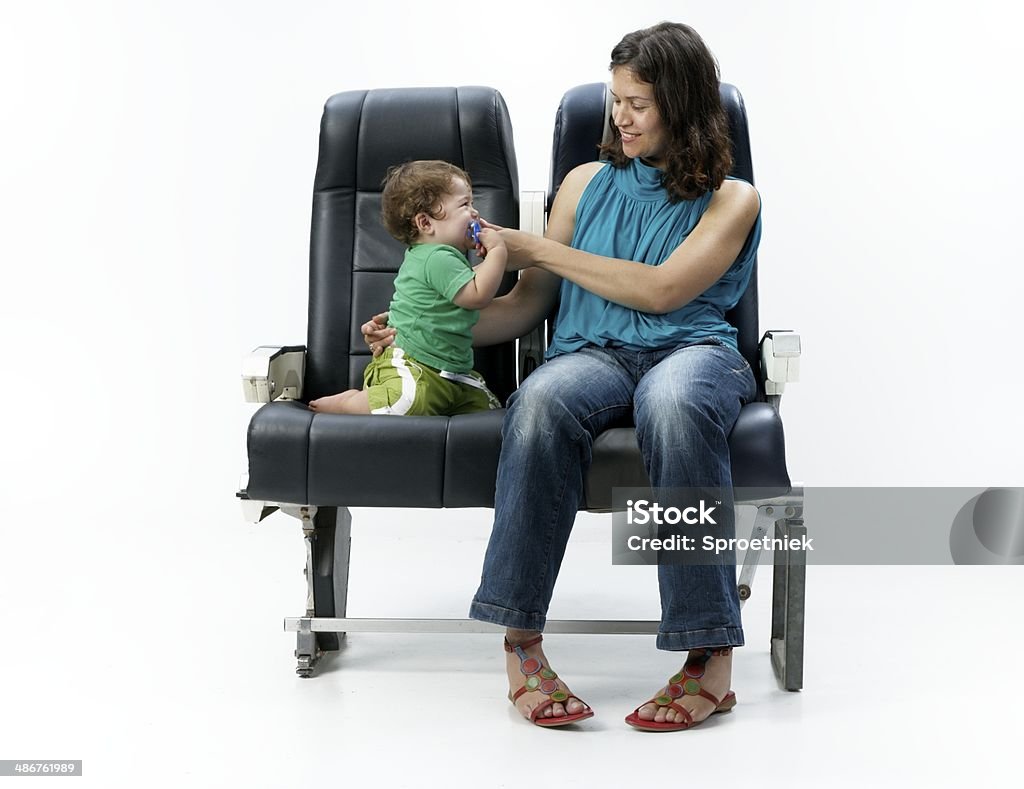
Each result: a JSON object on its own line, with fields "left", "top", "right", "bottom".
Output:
{"left": 361, "top": 312, "right": 396, "bottom": 356}
{"left": 477, "top": 217, "right": 506, "bottom": 232}
{"left": 499, "top": 229, "right": 540, "bottom": 271}
{"left": 478, "top": 218, "right": 538, "bottom": 271}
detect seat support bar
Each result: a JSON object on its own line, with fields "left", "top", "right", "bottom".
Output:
{"left": 737, "top": 489, "right": 805, "bottom": 604}
{"left": 285, "top": 618, "right": 661, "bottom": 635}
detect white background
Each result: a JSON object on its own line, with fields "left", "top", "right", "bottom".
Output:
{"left": 1, "top": 1, "right": 1022, "bottom": 786}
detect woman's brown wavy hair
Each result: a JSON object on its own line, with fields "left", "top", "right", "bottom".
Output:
{"left": 599, "top": 22, "right": 733, "bottom": 202}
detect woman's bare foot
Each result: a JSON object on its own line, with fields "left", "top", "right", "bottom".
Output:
{"left": 308, "top": 389, "right": 370, "bottom": 414}
{"left": 504, "top": 629, "right": 591, "bottom": 724}
{"left": 634, "top": 647, "right": 734, "bottom": 726}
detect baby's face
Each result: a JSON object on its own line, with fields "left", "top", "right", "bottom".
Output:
{"left": 427, "top": 178, "right": 478, "bottom": 251}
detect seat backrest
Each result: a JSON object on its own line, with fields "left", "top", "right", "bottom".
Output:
{"left": 547, "top": 82, "right": 761, "bottom": 380}
{"left": 304, "top": 87, "right": 520, "bottom": 404}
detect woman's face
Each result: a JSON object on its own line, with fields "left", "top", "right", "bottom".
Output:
{"left": 609, "top": 66, "right": 668, "bottom": 168}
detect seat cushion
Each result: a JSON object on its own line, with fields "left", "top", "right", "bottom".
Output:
{"left": 246, "top": 401, "right": 502, "bottom": 507}
{"left": 245, "top": 401, "right": 790, "bottom": 509}
{"left": 584, "top": 401, "right": 791, "bottom": 510}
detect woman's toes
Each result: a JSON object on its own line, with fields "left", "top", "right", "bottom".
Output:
{"left": 550, "top": 702, "right": 567, "bottom": 717}
{"left": 566, "top": 698, "right": 585, "bottom": 715}
{"left": 637, "top": 702, "right": 657, "bottom": 721}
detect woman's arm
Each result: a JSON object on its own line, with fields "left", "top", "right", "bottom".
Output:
{"left": 470, "top": 264, "right": 560, "bottom": 347}
{"left": 504, "top": 172, "right": 761, "bottom": 315}
{"left": 469, "top": 165, "right": 606, "bottom": 347}
{"left": 362, "top": 255, "right": 561, "bottom": 352}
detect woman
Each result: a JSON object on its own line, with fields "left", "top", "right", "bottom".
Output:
{"left": 365, "top": 22, "right": 760, "bottom": 730}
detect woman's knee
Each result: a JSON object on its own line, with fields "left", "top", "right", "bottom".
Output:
{"left": 505, "top": 371, "right": 580, "bottom": 442}
{"left": 646, "top": 380, "right": 721, "bottom": 421}
{"left": 635, "top": 386, "right": 728, "bottom": 449}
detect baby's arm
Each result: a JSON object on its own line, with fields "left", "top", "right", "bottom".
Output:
{"left": 451, "top": 228, "right": 507, "bottom": 310}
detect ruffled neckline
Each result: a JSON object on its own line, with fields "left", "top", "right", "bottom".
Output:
{"left": 610, "top": 156, "right": 667, "bottom": 201}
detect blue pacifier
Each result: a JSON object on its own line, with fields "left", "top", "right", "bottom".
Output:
{"left": 467, "top": 220, "right": 482, "bottom": 244}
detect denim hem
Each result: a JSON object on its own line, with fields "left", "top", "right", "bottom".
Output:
{"left": 469, "top": 600, "right": 546, "bottom": 631}
{"left": 656, "top": 627, "right": 745, "bottom": 651}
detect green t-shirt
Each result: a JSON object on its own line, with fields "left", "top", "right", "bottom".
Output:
{"left": 388, "top": 243, "right": 478, "bottom": 373}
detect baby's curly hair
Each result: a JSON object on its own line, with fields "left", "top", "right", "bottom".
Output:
{"left": 381, "top": 160, "right": 472, "bottom": 246}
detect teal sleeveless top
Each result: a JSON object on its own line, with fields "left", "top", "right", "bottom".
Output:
{"left": 547, "top": 158, "right": 761, "bottom": 358}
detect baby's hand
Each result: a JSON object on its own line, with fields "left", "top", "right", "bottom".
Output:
{"left": 475, "top": 226, "right": 507, "bottom": 258}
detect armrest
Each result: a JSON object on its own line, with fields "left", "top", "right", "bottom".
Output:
{"left": 242, "top": 345, "right": 307, "bottom": 402}
{"left": 520, "top": 190, "right": 546, "bottom": 236}
{"left": 760, "top": 330, "right": 801, "bottom": 403}
{"left": 516, "top": 190, "right": 548, "bottom": 385}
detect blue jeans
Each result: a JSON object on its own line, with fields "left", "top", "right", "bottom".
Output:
{"left": 469, "top": 340, "right": 757, "bottom": 650}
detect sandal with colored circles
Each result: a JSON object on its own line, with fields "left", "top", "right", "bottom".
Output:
{"left": 505, "top": 635, "right": 594, "bottom": 728}
{"left": 624, "top": 647, "right": 737, "bottom": 732}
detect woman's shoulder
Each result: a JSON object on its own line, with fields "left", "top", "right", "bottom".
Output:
{"left": 561, "top": 161, "right": 607, "bottom": 193}
{"left": 548, "top": 161, "right": 608, "bottom": 228}
{"left": 709, "top": 178, "right": 760, "bottom": 223}
{"left": 714, "top": 177, "right": 760, "bottom": 206}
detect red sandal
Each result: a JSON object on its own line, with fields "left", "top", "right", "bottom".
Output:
{"left": 505, "top": 635, "right": 594, "bottom": 728}
{"left": 624, "top": 647, "right": 737, "bottom": 732}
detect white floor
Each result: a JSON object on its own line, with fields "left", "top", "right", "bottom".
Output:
{"left": 3, "top": 505, "right": 1022, "bottom": 788}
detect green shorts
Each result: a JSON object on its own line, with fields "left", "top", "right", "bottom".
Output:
{"left": 364, "top": 346, "right": 502, "bottom": 416}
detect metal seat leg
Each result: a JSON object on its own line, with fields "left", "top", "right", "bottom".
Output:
{"left": 294, "top": 506, "right": 352, "bottom": 677}
{"left": 771, "top": 517, "right": 806, "bottom": 691}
